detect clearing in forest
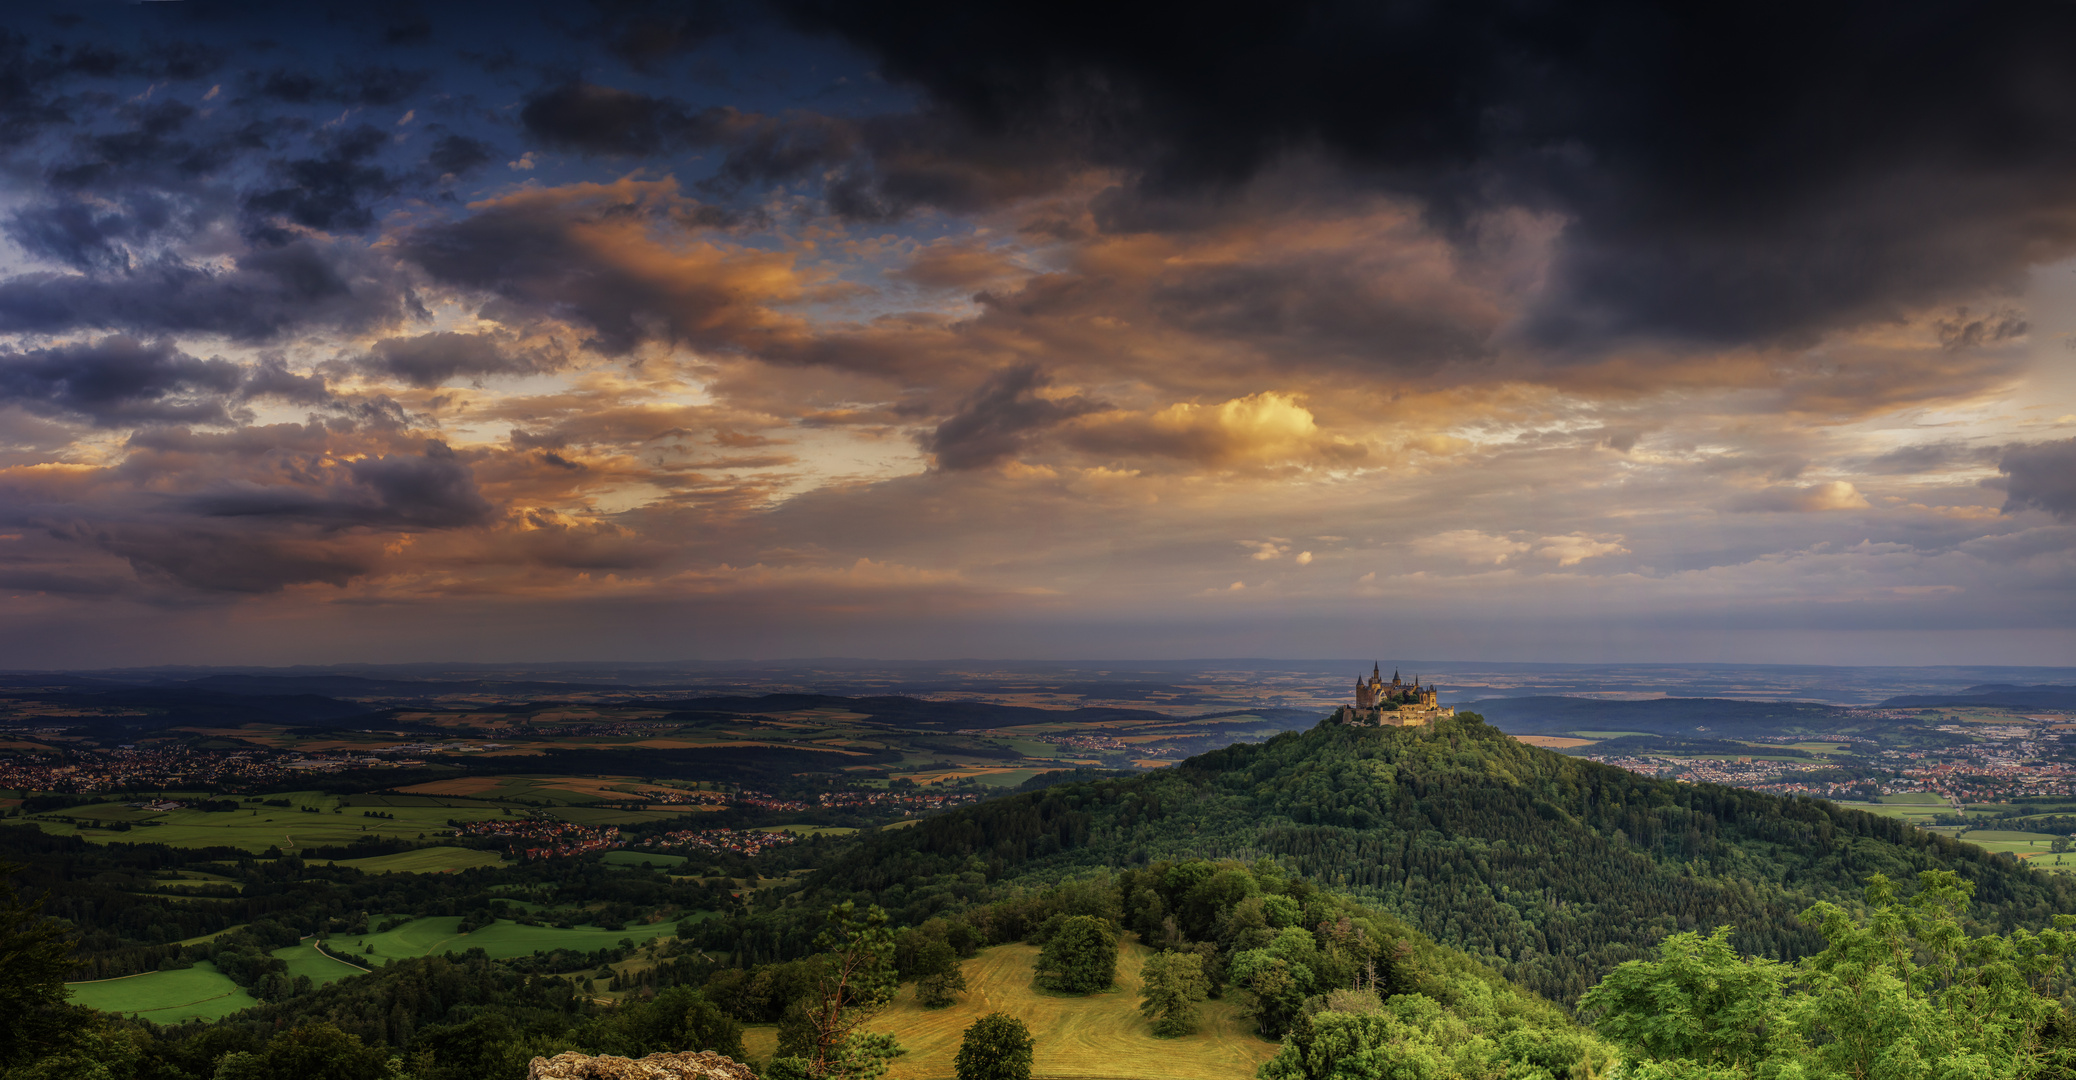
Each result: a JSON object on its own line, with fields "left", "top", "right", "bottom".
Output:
{"left": 865, "top": 941, "right": 1279, "bottom": 1080}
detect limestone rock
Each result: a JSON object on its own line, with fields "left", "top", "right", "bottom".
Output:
{"left": 525, "top": 1050, "right": 757, "bottom": 1080}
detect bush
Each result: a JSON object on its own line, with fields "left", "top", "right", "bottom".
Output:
{"left": 955, "top": 1013, "right": 1034, "bottom": 1080}
{"left": 1137, "top": 950, "right": 1208, "bottom": 1036}
{"left": 1034, "top": 915, "right": 1116, "bottom": 994}
{"left": 913, "top": 939, "right": 967, "bottom": 1008}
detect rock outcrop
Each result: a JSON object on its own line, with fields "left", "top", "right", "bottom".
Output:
{"left": 525, "top": 1050, "right": 757, "bottom": 1080}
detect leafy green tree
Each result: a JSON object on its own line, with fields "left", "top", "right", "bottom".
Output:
{"left": 912, "top": 939, "right": 967, "bottom": 1008}
{"left": 1035, "top": 916, "right": 1116, "bottom": 994}
{"left": 0, "top": 861, "right": 79, "bottom": 1070}
{"left": 208, "top": 1025, "right": 399, "bottom": 1080}
{"left": 1577, "top": 926, "right": 1787, "bottom": 1067}
{"left": 1229, "top": 945, "right": 1315, "bottom": 1039}
{"left": 954, "top": 1013, "right": 1034, "bottom": 1080}
{"left": 1137, "top": 950, "right": 1208, "bottom": 1037}
{"left": 1793, "top": 871, "right": 2076, "bottom": 1080}
{"left": 1583, "top": 871, "right": 2076, "bottom": 1079}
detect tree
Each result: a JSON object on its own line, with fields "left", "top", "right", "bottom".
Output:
{"left": 0, "top": 860, "right": 79, "bottom": 1070}
{"left": 954, "top": 1013, "right": 1034, "bottom": 1080}
{"left": 209, "top": 1024, "right": 400, "bottom": 1080}
{"left": 1577, "top": 926, "right": 1787, "bottom": 1067}
{"left": 1580, "top": 871, "right": 2076, "bottom": 1079}
{"left": 913, "top": 939, "right": 968, "bottom": 1008}
{"left": 794, "top": 902, "right": 900, "bottom": 1078}
{"left": 1035, "top": 916, "right": 1117, "bottom": 994}
{"left": 1137, "top": 951, "right": 1209, "bottom": 1037}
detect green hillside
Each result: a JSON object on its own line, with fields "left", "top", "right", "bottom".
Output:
{"left": 808, "top": 712, "right": 2076, "bottom": 1002}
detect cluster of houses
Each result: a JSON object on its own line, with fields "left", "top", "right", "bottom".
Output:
{"left": 453, "top": 818, "right": 620, "bottom": 860}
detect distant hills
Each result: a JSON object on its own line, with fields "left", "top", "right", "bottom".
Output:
{"left": 1465, "top": 694, "right": 1850, "bottom": 737}
{"left": 1877, "top": 684, "right": 2076, "bottom": 710}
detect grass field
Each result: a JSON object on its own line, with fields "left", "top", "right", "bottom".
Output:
{"left": 321, "top": 846, "right": 505, "bottom": 874}
{"left": 600, "top": 850, "right": 688, "bottom": 868}
{"left": 25, "top": 791, "right": 507, "bottom": 852}
{"left": 67, "top": 962, "right": 258, "bottom": 1022}
{"left": 856, "top": 942, "right": 1278, "bottom": 1080}
{"left": 272, "top": 939, "right": 370, "bottom": 986}
{"left": 332, "top": 916, "right": 677, "bottom": 964}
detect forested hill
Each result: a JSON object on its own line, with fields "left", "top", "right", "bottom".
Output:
{"left": 806, "top": 713, "right": 2076, "bottom": 1004}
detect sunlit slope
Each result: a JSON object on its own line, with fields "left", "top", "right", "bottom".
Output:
{"left": 815, "top": 713, "right": 2076, "bottom": 1003}
{"left": 868, "top": 942, "right": 1275, "bottom": 1080}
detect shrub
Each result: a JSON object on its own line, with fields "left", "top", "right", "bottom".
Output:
{"left": 954, "top": 1013, "right": 1034, "bottom": 1080}
{"left": 1035, "top": 915, "right": 1116, "bottom": 994}
{"left": 1137, "top": 950, "right": 1209, "bottom": 1036}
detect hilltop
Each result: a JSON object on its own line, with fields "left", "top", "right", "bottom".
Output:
{"left": 806, "top": 711, "right": 2076, "bottom": 1003}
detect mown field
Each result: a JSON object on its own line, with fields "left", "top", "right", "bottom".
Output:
{"left": 841, "top": 941, "right": 1277, "bottom": 1080}
{"left": 272, "top": 938, "right": 370, "bottom": 986}
{"left": 329, "top": 915, "right": 680, "bottom": 964}
{"left": 66, "top": 961, "right": 258, "bottom": 1022}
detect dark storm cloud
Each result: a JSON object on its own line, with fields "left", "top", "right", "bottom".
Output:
{"left": 1866, "top": 441, "right": 1999, "bottom": 475}
{"left": 185, "top": 439, "right": 493, "bottom": 530}
{"left": 352, "top": 332, "right": 550, "bottom": 388}
{"left": 779, "top": 0, "right": 2076, "bottom": 345}
{"left": 2000, "top": 439, "right": 2076, "bottom": 520}
{"left": 0, "top": 336, "right": 327, "bottom": 427}
{"left": 250, "top": 64, "right": 430, "bottom": 107}
{"left": 921, "top": 364, "right": 1103, "bottom": 470}
{"left": 244, "top": 123, "right": 399, "bottom": 235}
{"left": 520, "top": 82, "right": 697, "bottom": 157}
{"left": 426, "top": 132, "right": 493, "bottom": 177}
{"left": 0, "top": 239, "right": 416, "bottom": 341}
{"left": 107, "top": 527, "right": 380, "bottom": 594}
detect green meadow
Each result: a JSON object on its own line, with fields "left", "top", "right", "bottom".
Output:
{"left": 318, "top": 847, "right": 505, "bottom": 874}
{"left": 599, "top": 850, "right": 687, "bottom": 869}
{"left": 329, "top": 916, "right": 678, "bottom": 965}
{"left": 66, "top": 962, "right": 257, "bottom": 1022}
{"left": 271, "top": 939, "right": 370, "bottom": 986}
{"left": 27, "top": 791, "right": 507, "bottom": 853}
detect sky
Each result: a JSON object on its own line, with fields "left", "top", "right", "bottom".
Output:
{"left": 0, "top": 0, "right": 2071, "bottom": 669}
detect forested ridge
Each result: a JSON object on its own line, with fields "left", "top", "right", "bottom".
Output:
{"left": 803, "top": 712, "right": 2076, "bottom": 1002}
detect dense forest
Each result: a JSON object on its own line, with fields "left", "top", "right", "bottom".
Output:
{"left": 794, "top": 713, "right": 2076, "bottom": 1002}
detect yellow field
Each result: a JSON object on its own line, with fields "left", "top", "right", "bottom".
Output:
{"left": 1512, "top": 735, "right": 1596, "bottom": 749}
{"left": 865, "top": 942, "right": 1279, "bottom": 1080}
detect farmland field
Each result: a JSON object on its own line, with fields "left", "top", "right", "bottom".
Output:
{"left": 860, "top": 942, "right": 1277, "bottom": 1080}
{"left": 332, "top": 915, "right": 679, "bottom": 964}
{"left": 322, "top": 846, "right": 505, "bottom": 874}
{"left": 600, "top": 850, "right": 687, "bottom": 868}
{"left": 271, "top": 939, "right": 369, "bottom": 986}
{"left": 66, "top": 962, "right": 258, "bottom": 1022}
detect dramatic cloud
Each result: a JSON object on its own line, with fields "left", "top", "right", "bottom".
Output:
{"left": 783, "top": 0, "right": 2076, "bottom": 346}
{"left": 2001, "top": 439, "right": 2076, "bottom": 520}
{"left": 400, "top": 179, "right": 799, "bottom": 354}
{"left": 351, "top": 332, "right": 554, "bottom": 388}
{"left": 922, "top": 365, "right": 1102, "bottom": 470}
{"left": 0, "top": 3, "right": 2067, "bottom": 664}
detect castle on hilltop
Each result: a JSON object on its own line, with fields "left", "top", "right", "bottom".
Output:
{"left": 1331, "top": 664, "right": 1455, "bottom": 727}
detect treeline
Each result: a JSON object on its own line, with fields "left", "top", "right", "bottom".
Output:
{"left": 790, "top": 714, "right": 2076, "bottom": 1003}
{"left": 11, "top": 857, "right": 1616, "bottom": 1080}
